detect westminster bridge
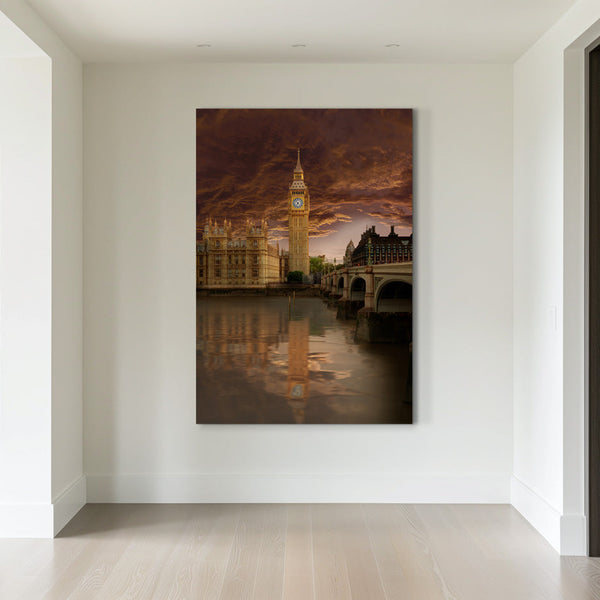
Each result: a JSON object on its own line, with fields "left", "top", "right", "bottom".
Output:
{"left": 321, "top": 262, "right": 413, "bottom": 313}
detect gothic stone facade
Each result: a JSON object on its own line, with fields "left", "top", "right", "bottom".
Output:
{"left": 197, "top": 152, "right": 311, "bottom": 288}
{"left": 196, "top": 219, "right": 283, "bottom": 288}
{"left": 287, "top": 150, "right": 310, "bottom": 275}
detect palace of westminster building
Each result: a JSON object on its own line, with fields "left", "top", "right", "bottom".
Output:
{"left": 196, "top": 150, "right": 412, "bottom": 289}
{"left": 196, "top": 150, "right": 309, "bottom": 288}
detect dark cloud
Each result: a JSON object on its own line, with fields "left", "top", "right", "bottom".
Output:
{"left": 197, "top": 109, "right": 412, "bottom": 259}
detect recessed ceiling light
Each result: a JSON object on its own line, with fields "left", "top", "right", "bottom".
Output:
{"left": 196, "top": 44, "right": 212, "bottom": 48}
{"left": 385, "top": 44, "right": 401, "bottom": 48}
{"left": 291, "top": 44, "right": 307, "bottom": 48}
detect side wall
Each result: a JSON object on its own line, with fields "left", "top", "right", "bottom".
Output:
{"left": 0, "top": 56, "right": 52, "bottom": 537}
{"left": 0, "top": 0, "right": 84, "bottom": 536}
{"left": 84, "top": 63, "right": 514, "bottom": 503}
{"left": 513, "top": 0, "right": 600, "bottom": 554}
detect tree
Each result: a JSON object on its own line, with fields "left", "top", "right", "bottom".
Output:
{"left": 287, "top": 270, "right": 303, "bottom": 283}
{"left": 310, "top": 256, "right": 324, "bottom": 273}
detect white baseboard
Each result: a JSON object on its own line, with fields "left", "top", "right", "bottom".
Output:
{"left": 510, "top": 476, "right": 587, "bottom": 555}
{"left": 0, "top": 475, "right": 87, "bottom": 538}
{"left": 560, "top": 513, "right": 587, "bottom": 555}
{"left": 52, "top": 475, "right": 86, "bottom": 536}
{"left": 87, "top": 472, "right": 510, "bottom": 504}
{"left": 0, "top": 503, "right": 54, "bottom": 538}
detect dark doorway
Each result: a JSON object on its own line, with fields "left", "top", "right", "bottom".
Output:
{"left": 589, "top": 44, "right": 600, "bottom": 556}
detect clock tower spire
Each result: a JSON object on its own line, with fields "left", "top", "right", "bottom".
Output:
{"left": 288, "top": 149, "right": 310, "bottom": 276}
{"left": 294, "top": 148, "right": 303, "bottom": 177}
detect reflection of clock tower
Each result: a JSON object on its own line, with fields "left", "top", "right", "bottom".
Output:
{"left": 287, "top": 319, "right": 310, "bottom": 423}
{"left": 288, "top": 149, "right": 310, "bottom": 275}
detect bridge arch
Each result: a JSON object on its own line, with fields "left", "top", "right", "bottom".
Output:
{"left": 350, "top": 276, "right": 366, "bottom": 301}
{"left": 337, "top": 276, "right": 345, "bottom": 293}
{"left": 376, "top": 280, "right": 412, "bottom": 313}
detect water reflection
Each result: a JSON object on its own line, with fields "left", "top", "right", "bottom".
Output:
{"left": 196, "top": 296, "right": 411, "bottom": 424}
{"left": 287, "top": 319, "right": 310, "bottom": 423}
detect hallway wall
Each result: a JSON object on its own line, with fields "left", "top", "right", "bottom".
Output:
{"left": 83, "top": 62, "right": 514, "bottom": 503}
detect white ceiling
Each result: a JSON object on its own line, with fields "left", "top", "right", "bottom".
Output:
{"left": 24, "top": 0, "right": 578, "bottom": 63}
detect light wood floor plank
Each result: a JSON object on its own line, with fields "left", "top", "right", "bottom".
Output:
{"left": 336, "top": 504, "right": 386, "bottom": 600}
{"left": 219, "top": 504, "right": 268, "bottom": 600}
{"left": 40, "top": 504, "right": 145, "bottom": 600}
{"left": 0, "top": 540, "right": 50, "bottom": 598}
{"left": 0, "top": 504, "right": 600, "bottom": 600}
{"left": 448, "top": 505, "right": 573, "bottom": 599}
{"left": 16, "top": 504, "right": 119, "bottom": 600}
{"left": 414, "top": 504, "right": 564, "bottom": 600}
{"left": 146, "top": 504, "right": 241, "bottom": 600}
{"left": 282, "top": 504, "right": 315, "bottom": 600}
{"left": 87, "top": 504, "right": 194, "bottom": 600}
{"left": 252, "top": 504, "right": 287, "bottom": 599}
{"left": 311, "top": 504, "right": 353, "bottom": 600}
{"left": 363, "top": 503, "right": 451, "bottom": 600}
{"left": 562, "top": 556, "right": 600, "bottom": 600}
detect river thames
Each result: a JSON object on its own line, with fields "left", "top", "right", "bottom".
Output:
{"left": 196, "top": 295, "right": 412, "bottom": 424}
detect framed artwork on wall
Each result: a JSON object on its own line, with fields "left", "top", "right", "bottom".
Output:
{"left": 196, "top": 109, "right": 413, "bottom": 424}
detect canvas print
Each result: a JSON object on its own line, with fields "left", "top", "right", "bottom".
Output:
{"left": 196, "top": 109, "right": 413, "bottom": 424}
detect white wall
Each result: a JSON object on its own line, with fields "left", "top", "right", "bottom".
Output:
{"left": 0, "top": 0, "right": 84, "bottom": 536}
{"left": 46, "top": 15, "right": 84, "bottom": 533}
{"left": 83, "top": 62, "right": 514, "bottom": 503}
{"left": 0, "top": 56, "right": 52, "bottom": 536}
{"left": 512, "top": 0, "right": 600, "bottom": 554}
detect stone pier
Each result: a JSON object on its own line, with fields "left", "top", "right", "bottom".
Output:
{"left": 356, "top": 309, "right": 412, "bottom": 343}
{"left": 336, "top": 300, "right": 364, "bottom": 320}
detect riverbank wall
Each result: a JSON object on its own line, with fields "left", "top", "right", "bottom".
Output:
{"left": 196, "top": 284, "right": 321, "bottom": 297}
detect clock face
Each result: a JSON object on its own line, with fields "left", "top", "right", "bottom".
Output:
{"left": 292, "top": 197, "right": 304, "bottom": 209}
{"left": 291, "top": 384, "right": 304, "bottom": 398}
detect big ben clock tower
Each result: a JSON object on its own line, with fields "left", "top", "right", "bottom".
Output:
{"left": 288, "top": 149, "right": 310, "bottom": 275}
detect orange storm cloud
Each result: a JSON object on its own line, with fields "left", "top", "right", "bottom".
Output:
{"left": 196, "top": 108, "right": 412, "bottom": 260}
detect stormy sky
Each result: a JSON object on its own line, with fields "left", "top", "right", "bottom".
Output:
{"left": 196, "top": 109, "right": 412, "bottom": 262}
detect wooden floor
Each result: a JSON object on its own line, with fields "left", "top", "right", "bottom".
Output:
{"left": 1, "top": 504, "right": 600, "bottom": 599}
